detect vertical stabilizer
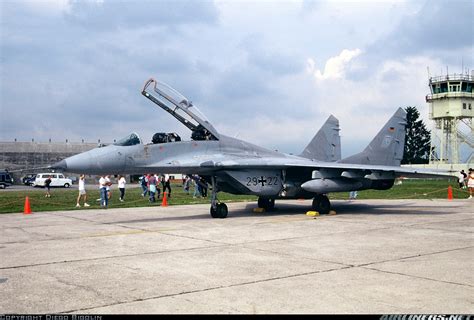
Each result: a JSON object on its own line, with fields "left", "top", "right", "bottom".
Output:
{"left": 300, "top": 115, "right": 341, "bottom": 162}
{"left": 339, "top": 108, "right": 406, "bottom": 166}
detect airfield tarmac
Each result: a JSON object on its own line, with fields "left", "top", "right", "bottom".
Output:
{"left": 0, "top": 199, "right": 472, "bottom": 314}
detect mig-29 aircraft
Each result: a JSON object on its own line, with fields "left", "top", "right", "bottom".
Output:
{"left": 51, "top": 77, "right": 453, "bottom": 218}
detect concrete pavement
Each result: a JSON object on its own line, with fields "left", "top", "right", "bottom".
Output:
{"left": 0, "top": 199, "right": 472, "bottom": 314}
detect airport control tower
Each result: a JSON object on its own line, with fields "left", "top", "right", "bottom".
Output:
{"left": 426, "top": 72, "right": 474, "bottom": 167}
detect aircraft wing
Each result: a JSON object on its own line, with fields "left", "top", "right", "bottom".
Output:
{"left": 213, "top": 158, "right": 454, "bottom": 179}
{"left": 143, "top": 153, "right": 454, "bottom": 179}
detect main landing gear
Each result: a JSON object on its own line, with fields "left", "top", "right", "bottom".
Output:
{"left": 210, "top": 176, "right": 228, "bottom": 219}
{"left": 257, "top": 197, "right": 275, "bottom": 211}
{"left": 312, "top": 194, "right": 331, "bottom": 215}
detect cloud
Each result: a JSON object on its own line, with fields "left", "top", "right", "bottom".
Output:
{"left": 307, "top": 48, "right": 362, "bottom": 81}
{"left": 0, "top": 0, "right": 220, "bottom": 143}
{"left": 350, "top": 0, "right": 473, "bottom": 79}
{"left": 380, "top": 0, "right": 472, "bottom": 54}
{"left": 248, "top": 50, "right": 303, "bottom": 76}
{"left": 302, "top": 52, "right": 451, "bottom": 156}
{"left": 64, "top": 0, "right": 219, "bottom": 30}
{"left": 0, "top": 0, "right": 472, "bottom": 162}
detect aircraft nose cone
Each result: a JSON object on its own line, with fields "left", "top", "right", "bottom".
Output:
{"left": 50, "top": 159, "right": 68, "bottom": 171}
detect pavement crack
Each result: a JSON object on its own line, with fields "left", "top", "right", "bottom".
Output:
{"left": 404, "top": 217, "right": 474, "bottom": 227}
{"left": 355, "top": 245, "right": 474, "bottom": 288}
{"left": 241, "top": 244, "right": 353, "bottom": 268}
{"left": 158, "top": 231, "right": 234, "bottom": 246}
{"left": 409, "top": 226, "right": 472, "bottom": 234}
{"left": 61, "top": 265, "right": 351, "bottom": 313}
{"left": 355, "top": 245, "right": 474, "bottom": 269}
{"left": 42, "top": 269, "right": 109, "bottom": 299}
{"left": 361, "top": 266, "right": 473, "bottom": 288}
{"left": 0, "top": 244, "right": 229, "bottom": 270}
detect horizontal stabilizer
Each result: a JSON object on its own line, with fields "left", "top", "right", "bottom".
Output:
{"left": 300, "top": 115, "right": 341, "bottom": 162}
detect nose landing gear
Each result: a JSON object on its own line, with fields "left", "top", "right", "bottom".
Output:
{"left": 210, "top": 203, "right": 228, "bottom": 219}
{"left": 209, "top": 176, "right": 228, "bottom": 218}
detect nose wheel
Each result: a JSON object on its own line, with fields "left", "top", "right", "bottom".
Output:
{"left": 209, "top": 176, "right": 228, "bottom": 218}
{"left": 210, "top": 203, "right": 228, "bottom": 218}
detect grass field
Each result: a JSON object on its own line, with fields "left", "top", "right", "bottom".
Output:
{"left": 0, "top": 178, "right": 469, "bottom": 214}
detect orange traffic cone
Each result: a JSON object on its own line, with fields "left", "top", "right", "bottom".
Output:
{"left": 23, "top": 196, "right": 32, "bottom": 214}
{"left": 161, "top": 192, "right": 168, "bottom": 207}
{"left": 447, "top": 185, "right": 453, "bottom": 201}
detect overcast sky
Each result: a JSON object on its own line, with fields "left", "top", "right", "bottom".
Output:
{"left": 1, "top": 0, "right": 473, "bottom": 158}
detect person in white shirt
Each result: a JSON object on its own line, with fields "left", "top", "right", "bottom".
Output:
{"left": 164, "top": 173, "right": 171, "bottom": 198}
{"left": 349, "top": 190, "right": 358, "bottom": 200}
{"left": 154, "top": 174, "right": 161, "bottom": 199}
{"left": 468, "top": 168, "right": 474, "bottom": 199}
{"left": 76, "top": 174, "right": 90, "bottom": 208}
{"left": 105, "top": 175, "right": 112, "bottom": 200}
{"left": 99, "top": 175, "right": 108, "bottom": 208}
{"left": 458, "top": 170, "right": 466, "bottom": 189}
{"left": 118, "top": 175, "right": 126, "bottom": 202}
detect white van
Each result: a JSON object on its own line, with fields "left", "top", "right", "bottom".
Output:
{"left": 33, "top": 173, "right": 73, "bottom": 188}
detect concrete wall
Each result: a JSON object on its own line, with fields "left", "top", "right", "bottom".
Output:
{"left": 0, "top": 141, "right": 101, "bottom": 182}
{"left": 0, "top": 141, "right": 183, "bottom": 184}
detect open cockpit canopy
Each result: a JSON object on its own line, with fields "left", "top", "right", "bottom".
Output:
{"left": 142, "top": 78, "right": 219, "bottom": 141}
{"left": 113, "top": 132, "right": 142, "bottom": 146}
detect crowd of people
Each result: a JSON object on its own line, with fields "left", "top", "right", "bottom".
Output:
{"left": 74, "top": 174, "right": 131, "bottom": 208}
{"left": 138, "top": 174, "right": 209, "bottom": 203}
{"left": 73, "top": 173, "right": 211, "bottom": 209}
{"left": 458, "top": 168, "right": 474, "bottom": 199}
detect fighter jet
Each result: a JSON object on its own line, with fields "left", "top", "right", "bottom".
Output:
{"left": 51, "top": 77, "right": 453, "bottom": 218}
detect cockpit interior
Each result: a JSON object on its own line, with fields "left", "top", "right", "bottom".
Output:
{"left": 113, "top": 132, "right": 142, "bottom": 146}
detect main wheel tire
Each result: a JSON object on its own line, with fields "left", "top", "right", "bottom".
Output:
{"left": 318, "top": 196, "right": 330, "bottom": 215}
{"left": 64, "top": 183, "right": 70, "bottom": 188}
{"left": 210, "top": 206, "right": 218, "bottom": 218}
{"left": 257, "top": 197, "right": 265, "bottom": 208}
{"left": 312, "top": 195, "right": 330, "bottom": 215}
{"left": 257, "top": 197, "right": 275, "bottom": 211}
{"left": 312, "top": 196, "right": 321, "bottom": 210}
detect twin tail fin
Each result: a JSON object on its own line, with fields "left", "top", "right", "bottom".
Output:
{"left": 339, "top": 108, "right": 406, "bottom": 166}
{"left": 299, "top": 115, "right": 341, "bottom": 162}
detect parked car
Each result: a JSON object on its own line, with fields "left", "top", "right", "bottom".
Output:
{"left": 33, "top": 173, "right": 73, "bottom": 188}
{"left": 22, "top": 174, "right": 37, "bottom": 186}
{"left": 67, "top": 176, "right": 78, "bottom": 184}
{"left": 0, "top": 171, "right": 14, "bottom": 189}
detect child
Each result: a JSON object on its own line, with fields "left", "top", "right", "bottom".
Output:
{"left": 76, "top": 174, "right": 90, "bottom": 207}
{"left": 44, "top": 175, "right": 52, "bottom": 198}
